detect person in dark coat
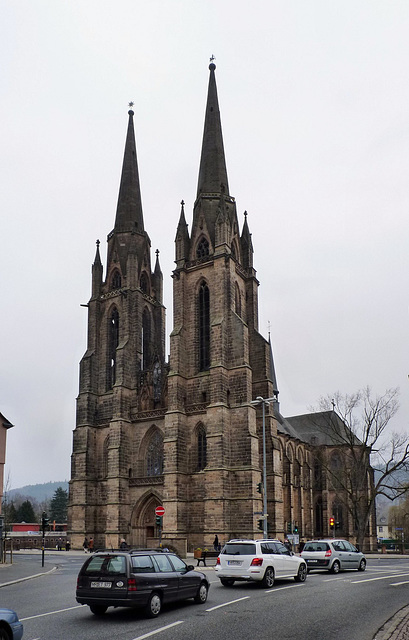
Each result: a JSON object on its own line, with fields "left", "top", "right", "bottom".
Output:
{"left": 213, "top": 535, "right": 219, "bottom": 551}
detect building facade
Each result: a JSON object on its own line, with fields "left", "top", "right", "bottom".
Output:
{"left": 68, "top": 64, "right": 377, "bottom": 554}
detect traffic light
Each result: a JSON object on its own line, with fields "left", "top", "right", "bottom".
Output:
{"left": 329, "top": 517, "right": 335, "bottom": 529}
{"left": 287, "top": 522, "right": 292, "bottom": 533}
{"left": 258, "top": 519, "right": 264, "bottom": 531}
{"left": 257, "top": 482, "right": 263, "bottom": 494}
{"left": 155, "top": 515, "right": 163, "bottom": 528}
{"left": 41, "top": 512, "right": 49, "bottom": 533}
{"left": 293, "top": 524, "right": 298, "bottom": 534}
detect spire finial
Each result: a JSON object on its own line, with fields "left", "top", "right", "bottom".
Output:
{"left": 128, "top": 101, "right": 134, "bottom": 115}
{"left": 155, "top": 249, "right": 159, "bottom": 258}
{"left": 209, "top": 54, "right": 216, "bottom": 71}
{"left": 96, "top": 239, "right": 100, "bottom": 247}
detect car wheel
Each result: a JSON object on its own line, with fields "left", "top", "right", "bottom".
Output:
{"left": 330, "top": 560, "right": 340, "bottom": 574}
{"left": 145, "top": 592, "right": 162, "bottom": 618}
{"left": 0, "top": 626, "right": 12, "bottom": 640}
{"left": 89, "top": 605, "right": 107, "bottom": 616}
{"left": 358, "top": 558, "right": 366, "bottom": 571}
{"left": 220, "top": 578, "right": 235, "bottom": 587}
{"left": 194, "top": 581, "right": 209, "bottom": 603}
{"left": 261, "top": 566, "right": 275, "bottom": 588}
{"left": 294, "top": 563, "right": 307, "bottom": 582}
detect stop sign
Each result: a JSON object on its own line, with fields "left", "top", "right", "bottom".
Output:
{"left": 155, "top": 506, "right": 165, "bottom": 516}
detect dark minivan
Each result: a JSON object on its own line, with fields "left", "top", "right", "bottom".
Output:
{"left": 76, "top": 549, "right": 209, "bottom": 618}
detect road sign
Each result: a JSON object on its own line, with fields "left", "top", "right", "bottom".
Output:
{"left": 155, "top": 506, "right": 165, "bottom": 516}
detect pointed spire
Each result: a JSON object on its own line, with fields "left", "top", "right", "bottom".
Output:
{"left": 196, "top": 62, "right": 229, "bottom": 198}
{"left": 268, "top": 332, "right": 279, "bottom": 401}
{"left": 92, "top": 239, "right": 103, "bottom": 298}
{"left": 240, "top": 211, "right": 254, "bottom": 269}
{"left": 114, "top": 107, "right": 144, "bottom": 234}
{"left": 93, "top": 239, "right": 102, "bottom": 267}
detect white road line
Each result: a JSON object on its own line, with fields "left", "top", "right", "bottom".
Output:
{"left": 20, "top": 605, "right": 83, "bottom": 621}
{"left": 206, "top": 596, "right": 250, "bottom": 611}
{"left": 391, "top": 581, "right": 409, "bottom": 586}
{"left": 131, "top": 621, "right": 184, "bottom": 640}
{"left": 265, "top": 584, "right": 305, "bottom": 593}
{"left": 351, "top": 573, "right": 409, "bottom": 584}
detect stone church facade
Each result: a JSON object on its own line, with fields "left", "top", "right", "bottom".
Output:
{"left": 68, "top": 64, "right": 377, "bottom": 554}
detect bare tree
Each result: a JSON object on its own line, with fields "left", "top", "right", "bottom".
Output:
{"left": 313, "top": 387, "right": 408, "bottom": 550}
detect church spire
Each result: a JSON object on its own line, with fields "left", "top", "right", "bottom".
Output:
{"left": 114, "top": 107, "right": 144, "bottom": 234}
{"left": 196, "top": 62, "right": 229, "bottom": 198}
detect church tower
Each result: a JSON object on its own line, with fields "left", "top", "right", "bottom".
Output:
{"left": 164, "top": 63, "right": 279, "bottom": 548}
{"left": 68, "top": 108, "right": 167, "bottom": 549}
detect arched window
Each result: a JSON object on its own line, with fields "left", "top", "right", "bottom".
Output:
{"left": 330, "top": 451, "right": 343, "bottom": 488}
{"left": 146, "top": 431, "right": 164, "bottom": 476}
{"left": 314, "top": 458, "right": 323, "bottom": 490}
{"left": 111, "top": 270, "right": 121, "bottom": 290}
{"left": 231, "top": 243, "right": 237, "bottom": 260}
{"left": 199, "top": 281, "right": 210, "bottom": 371}
{"left": 235, "top": 282, "right": 241, "bottom": 317}
{"left": 197, "top": 237, "right": 209, "bottom": 259}
{"left": 108, "top": 307, "right": 119, "bottom": 388}
{"left": 315, "top": 497, "right": 323, "bottom": 537}
{"left": 140, "top": 272, "right": 149, "bottom": 294}
{"left": 197, "top": 426, "right": 207, "bottom": 471}
{"left": 142, "top": 308, "right": 151, "bottom": 371}
{"left": 332, "top": 501, "right": 343, "bottom": 533}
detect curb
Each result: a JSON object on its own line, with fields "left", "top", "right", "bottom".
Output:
{"left": 0, "top": 565, "right": 57, "bottom": 588}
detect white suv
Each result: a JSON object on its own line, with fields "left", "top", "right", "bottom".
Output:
{"left": 215, "top": 539, "right": 307, "bottom": 588}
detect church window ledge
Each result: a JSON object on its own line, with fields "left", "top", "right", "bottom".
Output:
{"left": 129, "top": 475, "right": 164, "bottom": 487}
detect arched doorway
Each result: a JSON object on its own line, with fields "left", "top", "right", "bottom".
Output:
{"left": 129, "top": 493, "right": 161, "bottom": 548}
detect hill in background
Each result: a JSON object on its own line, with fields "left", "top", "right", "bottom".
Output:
{"left": 7, "top": 481, "right": 69, "bottom": 502}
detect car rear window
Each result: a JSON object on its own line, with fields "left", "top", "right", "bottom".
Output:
{"left": 222, "top": 543, "right": 257, "bottom": 555}
{"left": 303, "top": 542, "right": 330, "bottom": 552}
{"left": 84, "top": 555, "right": 127, "bottom": 575}
{"left": 131, "top": 555, "right": 155, "bottom": 573}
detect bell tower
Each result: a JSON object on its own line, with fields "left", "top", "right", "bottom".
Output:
{"left": 68, "top": 108, "right": 166, "bottom": 549}
{"left": 164, "top": 64, "right": 278, "bottom": 548}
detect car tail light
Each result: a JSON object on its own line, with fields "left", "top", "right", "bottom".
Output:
{"left": 325, "top": 549, "right": 332, "bottom": 557}
{"left": 250, "top": 557, "right": 263, "bottom": 566}
{"left": 216, "top": 557, "right": 221, "bottom": 565}
{"left": 128, "top": 578, "right": 137, "bottom": 591}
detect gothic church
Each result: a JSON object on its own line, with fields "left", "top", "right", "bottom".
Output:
{"left": 68, "top": 64, "right": 377, "bottom": 554}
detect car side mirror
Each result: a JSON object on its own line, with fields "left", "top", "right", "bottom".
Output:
{"left": 186, "top": 564, "right": 194, "bottom": 572}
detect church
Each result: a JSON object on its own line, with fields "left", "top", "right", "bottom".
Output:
{"left": 68, "top": 64, "right": 377, "bottom": 554}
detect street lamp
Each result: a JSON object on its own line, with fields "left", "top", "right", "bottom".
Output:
{"left": 251, "top": 395, "right": 277, "bottom": 538}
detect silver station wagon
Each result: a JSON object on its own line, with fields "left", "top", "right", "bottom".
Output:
{"left": 301, "top": 539, "right": 366, "bottom": 573}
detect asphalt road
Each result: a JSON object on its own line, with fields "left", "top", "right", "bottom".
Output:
{"left": 4, "top": 555, "right": 409, "bottom": 640}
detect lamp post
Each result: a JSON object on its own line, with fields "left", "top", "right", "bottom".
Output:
{"left": 251, "top": 395, "right": 277, "bottom": 538}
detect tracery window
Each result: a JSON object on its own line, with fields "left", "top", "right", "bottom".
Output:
{"left": 197, "top": 237, "right": 209, "bottom": 259}
{"left": 142, "top": 308, "right": 151, "bottom": 371}
{"left": 146, "top": 431, "right": 164, "bottom": 476}
{"left": 198, "top": 281, "right": 210, "bottom": 371}
{"left": 330, "top": 451, "right": 343, "bottom": 488}
{"left": 197, "top": 425, "right": 207, "bottom": 471}
{"left": 235, "top": 282, "right": 241, "bottom": 317}
{"left": 108, "top": 307, "right": 119, "bottom": 388}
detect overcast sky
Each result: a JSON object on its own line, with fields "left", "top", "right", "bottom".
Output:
{"left": 2, "top": 1, "right": 409, "bottom": 489}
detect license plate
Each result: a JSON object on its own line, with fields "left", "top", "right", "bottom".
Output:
{"left": 91, "top": 581, "right": 112, "bottom": 588}
{"left": 228, "top": 560, "right": 241, "bottom": 566}
{"left": 308, "top": 559, "right": 317, "bottom": 563}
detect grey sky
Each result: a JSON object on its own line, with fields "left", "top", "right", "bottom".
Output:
{"left": 2, "top": 1, "right": 408, "bottom": 489}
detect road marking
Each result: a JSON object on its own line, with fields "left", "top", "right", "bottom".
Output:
{"left": 131, "top": 621, "right": 184, "bottom": 640}
{"left": 265, "top": 584, "right": 305, "bottom": 593}
{"left": 21, "top": 605, "right": 83, "bottom": 621}
{"left": 391, "top": 581, "right": 409, "bottom": 586}
{"left": 206, "top": 596, "right": 250, "bottom": 611}
{"left": 351, "top": 573, "right": 409, "bottom": 584}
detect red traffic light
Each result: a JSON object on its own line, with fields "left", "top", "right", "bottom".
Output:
{"left": 329, "top": 517, "right": 335, "bottom": 528}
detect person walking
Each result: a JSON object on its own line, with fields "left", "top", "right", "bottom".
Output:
{"left": 83, "top": 537, "right": 89, "bottom": 553}
{"left": 213, "top": 535, "right": 219, "bottom": 551}
{"left": 88, "top": 537, "right": 94, "bottom": 553}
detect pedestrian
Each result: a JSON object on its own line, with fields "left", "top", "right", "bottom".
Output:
{"left": 83, "top": 537, "right": 88, "bottom": 553}
{"left": 284, "top": 538, "right": 292, "bottom": 552}
{"left": 213, "top": 534, "right": 219, "bottom": 551}
{"left": 299, "top": 538, "right": 305, "bottom": 553}
{"left": 57, "top": 538, "right": 62, "bottom": 551}
{"left": 120, "top": 538, "right": 127, "bottom": 549}
{"left": 65, "top": 540, "right": 71, "bottom": 551}
{"left": 89, "top": 537, "right": 94, "bottom": 553}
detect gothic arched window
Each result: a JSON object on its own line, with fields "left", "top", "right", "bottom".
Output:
{"left": 197, "top": 425, "right": 207, "bottom": 471}
{"left": 108, "top": 307, "right": 119, "bottom": 388}
{"left": 235, "top": 282, "right": 241, "bottom": 317}
{"left": 197, "top": 237, "right": 209, "bottom": 259}
{"left": 146, "top": 430, "right": 164, "bottom": 476}
{"left": 330, "top": 451, "right": 343, "bottom": 488}
{"left": 198, "top": 281, "right": 210, "bottom": 371}
{"left": 142, "top": 308, "right": 151, "bottom": 371}
{"left": 332, "top": 501, "right": 343, "bottom": 533}
{"left": 111, "top": 270, "right": 121, "bottom": 290}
